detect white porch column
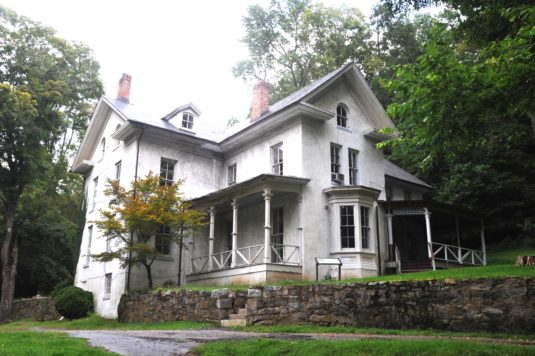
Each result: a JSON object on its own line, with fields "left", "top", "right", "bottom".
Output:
{"left": 480, "top": 220, "right": 487, "bottom": 265}
{"left": 231, "top": 199, "right": 239, "bottom": 268}
{"left": 263, "top": 189, "right": 273, "bottom": 263}
{"left": 208, "top": 206, "right": 215, "bottom": 271}
{"left": 424, "top": 208, "right": 436, "bottom": 271}
{"left": 297, "top": 194, "right": 303, "bottom": 266}
{"left": 386, "top": 213, "right": 394, "bottom": 261}
{"left": 455, "top": 216, "right": 462, "bottom": 264}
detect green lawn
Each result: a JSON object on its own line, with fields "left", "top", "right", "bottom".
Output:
{"left": 0, "top": 313, "right": 214, "bottom": 331}
{"left": 0, "top": 331, "right": 116, "bottom": 355}
{"left": 193, "top": 338, "right": 535, "bottom": 356}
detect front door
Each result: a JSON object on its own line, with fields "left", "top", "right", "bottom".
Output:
{"left": 271, "top": 207, "right": 284, "bottom": 262}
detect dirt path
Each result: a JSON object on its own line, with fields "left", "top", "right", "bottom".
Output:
{"left": 63, "top": 329, "right": 535, "bottom": 356}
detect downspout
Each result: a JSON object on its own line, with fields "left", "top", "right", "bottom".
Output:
{"left": 126, "top": 125, "right": 146, "bottom": 292}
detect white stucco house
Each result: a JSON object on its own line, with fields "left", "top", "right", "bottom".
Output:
{"left": 72, "top": 62, "right": 487, "bottom": 318}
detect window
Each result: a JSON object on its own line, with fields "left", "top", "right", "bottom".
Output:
{"left": 348, "top": 149, "right": 358, "bottom": 185}
{"left": 271, "top": 207, "right": 284, "bottom": 262}
{"left": 386, "top": 187, "right": 392, "bottom": 201}
{"left": 155, "top": 225, "right": 171, "bottom": 256}
{"left": 336, "top": 104, "right": 348, "bottom": 127}
{"left": 182, "top": 113, "right": 194, "bottom": 129}
{"left": 271, "top": 143, "right": 283, "bottom": 175}
{"left": 228, "top": 164, "right": 237, "bottom": 186}
{"left": 361, "top": 206, "right": 370, "bottom": 249}
{"left": 104, "top": 273, "right": 112, "bottom": 298}
{"left": 106, "top": 237, "right": 112, "bottom": 253}
{"left": 85, "top": 226, "right": 93, "bottom": 267}
{"left": 160, "top": 158, "right": 175, "bottom": 186}
{"left": 330, "top": 143, "right": 342, "bottom": 182}
{"left": 99, "top": 138, "right": 106, "bottom": 161}
{"left": 340, "top": 206, "right": 355, "bottom": 248}
{"left": 91, "top": 177, "right": 98, "bottom": 211}
{"left": 115, "top": 161, "right": 122, "bottom": 182}
{"left": 114, "top": 124, "right": 121, "bottom": 149}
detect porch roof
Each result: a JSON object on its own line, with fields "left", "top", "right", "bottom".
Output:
{"left": 190, "top": 174, "right": 310, "bottom": 208}
{"left": 379, "top": 199, "right": 483, "bottom": 220}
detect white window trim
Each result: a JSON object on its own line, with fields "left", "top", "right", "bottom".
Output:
{"left": 330, "top": 202, "right": 373, "bottom": 253}
{"left": 228, "top": 163, "right": 237, "bottom": 186}
{"left": 84, "top": 226, "right": 93, "bottom": 268}
{"left": 271, "top": 143, "right": 283, "bottom": 176}
{"left": 103, "top": 273, "right": 112, "bottom": 300}
{"left": 181, "top": 112, "right": 195, "bottom": 130}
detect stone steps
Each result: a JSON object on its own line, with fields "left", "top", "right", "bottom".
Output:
{"left": 220, "top": 308, "right": 247, "bottom": 327}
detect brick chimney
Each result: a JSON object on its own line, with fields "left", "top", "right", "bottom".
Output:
{"left": 250, "top": 81, "right": 270, "bottom": 122}
{"left": 117, "top": 73, "right": 132, "bottom": 103}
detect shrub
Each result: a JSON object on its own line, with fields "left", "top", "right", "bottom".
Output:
{"left": 50, "top": 278, "right": 74, "bottom": 298}
{"left": 55, "top": 286, "right": 94, "bottom": 319}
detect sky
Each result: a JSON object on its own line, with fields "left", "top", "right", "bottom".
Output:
{"left": 1, "top": 0, "right": 378, "bottom": 126}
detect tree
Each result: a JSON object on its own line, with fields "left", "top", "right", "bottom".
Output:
{"left": 234, "top": 0, "right": 375, "bottom": 103}
{"left": 92, "top": 174, "right": 206, "bottom": 289}
{"left": 382, "top": 4, "right": 535, "bottom": 242}
{"left": 0, "top": 6, "right": 102, "bottom": 321}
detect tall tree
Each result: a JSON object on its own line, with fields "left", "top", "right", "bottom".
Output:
{"left": 234, "top": 0, "right": 375, "bottom": 102}
{"left": 383, "top": 4, "right": 535, "bottom": 241}
{"left": 92, "top": 174, "right": 206, "bottom": 289}
{"left": 0, "top": 6, "right": 102, "bottom": 321}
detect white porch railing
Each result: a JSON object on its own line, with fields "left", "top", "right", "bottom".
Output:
{"left": 191, "top": 243, "right": 300, "bottom": 274}
{"left": 430, "top": 242, "right": 486, "bottom": 266}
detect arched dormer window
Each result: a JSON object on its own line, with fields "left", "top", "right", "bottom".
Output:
{"left": 182, "top": 112, "right": 194, "bottom": 130}
{"left": 99, "top": 138, "right": 106, "bottom": 161}
{"left": 114, "top": 124, "right": 121, "bottom": 149}
{"left": 336, "top": 104, "right": 348, "bottom": 128}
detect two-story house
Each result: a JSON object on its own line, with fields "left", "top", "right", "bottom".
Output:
{"left": 72, "top": 63, "right": 487, "bottom": 318}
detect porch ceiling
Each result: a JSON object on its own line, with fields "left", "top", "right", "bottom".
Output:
{"left": 190, "top": 174, "right": 310, "bottom": 209}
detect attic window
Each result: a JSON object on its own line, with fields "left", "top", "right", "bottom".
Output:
{"left": 336, "top": 105, "right": 348, "bottom": 128}
{"left": 182, "top": 113, "right": 194, "bottom": 129}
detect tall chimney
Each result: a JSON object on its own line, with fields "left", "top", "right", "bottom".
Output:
{"left": 250, "top": 81, "right": 270, "bottom": 122}
{"left": 117, "top": 73, "right": 132, "bottom": 103}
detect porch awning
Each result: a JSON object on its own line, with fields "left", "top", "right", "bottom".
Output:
{"left": 190, "top": 174, "right": 310, "bottom": 208}
{"left": 379, "top": 199, "right": 482, "bottom": 220}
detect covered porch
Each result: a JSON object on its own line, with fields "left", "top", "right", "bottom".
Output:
{"left": 187, "top": 174, "right": 308, "bottom": 285}
{"left": 381, "top": 200, "right": 487, "bottom": 273}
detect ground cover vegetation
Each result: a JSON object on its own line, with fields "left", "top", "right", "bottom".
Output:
{"left": 193, "top": 338, "right": 535, "bottom": 356}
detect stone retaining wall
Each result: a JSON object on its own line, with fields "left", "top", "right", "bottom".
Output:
{"left": 11, "top": 297, "right": 59, "bottom": 321}
{"left": 118, "top": 277, "right": 535, "bottom": 332}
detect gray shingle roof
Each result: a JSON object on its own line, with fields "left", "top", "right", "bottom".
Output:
{"left": 384, "top": 159, "right": 432, "bottom": 189}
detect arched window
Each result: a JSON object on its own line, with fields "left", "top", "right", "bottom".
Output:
{"left": 182, "top": 113, "right": 194, "bottom": 129}
{"left": 99, "top": 138, "right": 106, "bottom": 161}
{"left": 336, "top": 104, "right": 348, "bottom": 128}
{"left": 114, "top": 124, "right": 121, "bottom": 149}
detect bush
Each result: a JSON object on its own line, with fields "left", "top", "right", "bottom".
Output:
{"left": 55, "top": 286, "right": 94, "bottom": 319}
{"left": 50, "top": 278, "right": 74, "bottom": 298}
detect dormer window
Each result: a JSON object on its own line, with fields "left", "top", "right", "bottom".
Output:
{"left": 336, "top": 104, "right": 348, "bottom": 128}
{"left": 99, "top": 138, "right": 106, "bottom": 161}
{"left": 182, "top": 113, "right": 194, "bottom": 129}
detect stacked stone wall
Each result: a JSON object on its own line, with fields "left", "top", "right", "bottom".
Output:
{"left": 118, "top": 278, "right": 535, "bottom": 332}
{"left": 11, "top": 297, "right": 59, "bottom": 321}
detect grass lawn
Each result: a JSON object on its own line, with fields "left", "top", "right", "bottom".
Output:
{"left": 0, "top": 313, "right": 214, "bottom": 332}
{"left": 0, "top": 331, "right": 116, "bottom": 355}
{"left": 193, "top": 338, "right": 535, "bottom": 356}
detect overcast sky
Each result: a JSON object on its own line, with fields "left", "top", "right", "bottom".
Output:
{"left": 1, "top": 0, "right": 378, "bottom": 126}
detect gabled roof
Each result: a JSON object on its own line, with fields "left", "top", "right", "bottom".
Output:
{"left": 162, "top": 102, "right": 202, "bottom": 121}
{"left": 384, "top": 159, "right": 432, "bottom": 189}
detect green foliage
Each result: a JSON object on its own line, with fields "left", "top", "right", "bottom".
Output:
{"left": 54, "top": 286, "right": 94, "bottom": 320}
{"left": 50, "top": 278, "right": 74, "bottom": 299}
{"left": 234, "top": 0, "right": 375, "bottom": 103}
{"left": 194, "top": 338, "right": 535, "bottom": 356}
{"left": 0, "top": 332, "right": 114, "bottom": 355}
{"left": 92, "top": 173, "right": 206, "bottom": 288}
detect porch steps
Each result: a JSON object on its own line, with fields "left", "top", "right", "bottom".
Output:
{"left": 220, "top": 308, "right": 248, "bottom": 327}
{"left": 401, "top": 261, "right": 433, "bottom": 273}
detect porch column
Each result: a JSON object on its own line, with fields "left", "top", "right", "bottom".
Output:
{"left": 424, "top": 208, "right": 436, "bottom": 271}
{"left": 208, "top": 206, "right": 215, "bottom": 271}
{"left": 480, "top": 220, "right": 487, "bottom": 265}
{"left": 263, "top": 189, "right": 273, "bottom": 263}
{"left": 455, "top": 216, "right": 462, "bottom": 264}
{"left": 386, "top": 213, "right": 394, "bottom": 261}
{"left": 297, "top": 194, "right": 303, "bottom": 265}
{"left": 231, "top": 199, "right": 239, "bottom": 268}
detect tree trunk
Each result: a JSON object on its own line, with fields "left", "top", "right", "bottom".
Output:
{"left": 0, "top": 202, "right": 18, "bottom": 322}
{"left": 144, "top": 264, "right": 153, "bottom": 289}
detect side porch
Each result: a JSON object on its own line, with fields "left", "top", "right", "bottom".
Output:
{"left": 187, "top": 174, "right": 309, "bottom": 285}
{"left": 381, "top": 200, "right": 487, "bottom": 273}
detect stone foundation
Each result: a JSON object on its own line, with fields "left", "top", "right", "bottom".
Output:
{"left": 11, "top": 297, "right": 59, "bottom": 321}
{"left": 118, "top": 277, "right": 535, "bottom": 333}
